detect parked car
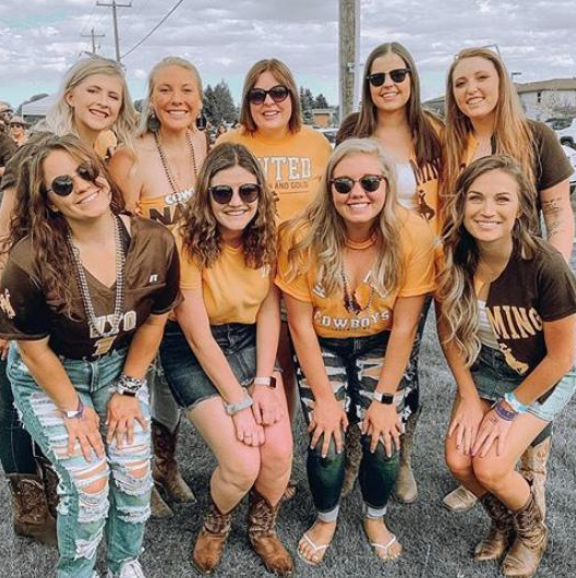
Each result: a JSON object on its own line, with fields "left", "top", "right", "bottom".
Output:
{"left": 562, "top": 144, "right": 576, "bottom": 195}
{"left": 546, "top": 117, "right": 576, "bottom": 147}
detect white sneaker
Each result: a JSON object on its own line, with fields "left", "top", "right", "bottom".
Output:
{"left": 106, "top": 560, "right": 146, "bottom": 578}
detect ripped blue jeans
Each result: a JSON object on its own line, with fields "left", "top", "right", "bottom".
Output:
{"left": 8, "top": 345, "right": 152, "bottom": 578}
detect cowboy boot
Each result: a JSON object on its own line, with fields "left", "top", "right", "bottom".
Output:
{"left": 518, "top": 437, "right": 551, "bottom": 519}
{"left": 474, "top": 493, "right": 514, "bottom": 561}
{"left": 443, "top": 485, "right": 479, "bottom": 512}
{"left": 192, "top": 499, "right": 234, "bottom": 574}
{"left": 150, "top": 485, "right": 173, "bottom": 518}
{"left": 37, "top": 456, "right": 59, "bottom": 519}
{"left": 152, "top": 420, "right": 196, "bottom": 503}
{"left": 341, "top": 425, "right": 362, "bottom": 498}
{"left": 394, "top": 407, "right": 421, "bottom": 504}
{"left": 502, "top": 491, "right": 548, "bottom": 578}
{"left": 8, "top": 474, "right": 57, "bottom": 547}
{"left": 248, "top": 489, "right": 294, "bottom": 577}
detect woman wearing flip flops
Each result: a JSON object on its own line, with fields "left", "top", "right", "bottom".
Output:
{"left": 276, "top": 138, "right": 435, "bottom": 565}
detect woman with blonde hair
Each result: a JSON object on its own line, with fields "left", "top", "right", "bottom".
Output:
{"left": 336, "top": 41, "right": 442, "bottom": 503}
{"left": 110, "top": 56, "right": 209, "bottom": 516}
{"left": 441, "top": 46, "right": 574, "bottom": 513}
{"left": 276, "top": 138, "right": 435, "bottom": 565}
{"left": 438, "top": 155, "right": 576, "bottom": 578}
{"left": 159, "top": 142, "right": 293, "bottom": 576}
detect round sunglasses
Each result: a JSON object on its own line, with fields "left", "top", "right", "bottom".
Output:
{"left": 330, "top": 174, "right": 387, "bottom": 195}
{"left": 247, "top": 85, "right": 290, "bottom": 106}
{"left": 209, "top": 183, "right": 261, "bottom": 205}
{"left": 367, "top": 68, "right": 410, "bottom": 87}
{"left": 45, "top": 165, "right": 98, "bottom": 197}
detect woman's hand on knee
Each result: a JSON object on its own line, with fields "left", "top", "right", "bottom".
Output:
{"left": 308, "top": 397, "right": 348, "bottom": 458}
{"left": 106, "top": 393, "right": 148, "bottom": 448}
{"left": 472, "top": 408, "right": 512, "bottom": 458}
{"left": 232, "top": 407, "right": 265, "bottom": 447}
{"left": 251, "top": 385, "right": 284, "bottom": 426}
{"left": 448, "top": 396, "right": 485, "bottom": 456}
{"left": 362, "top": 402, "right": 402, "bottom": 457}
{"left": 65, "top": 406, "right": 105, "bottom": 461}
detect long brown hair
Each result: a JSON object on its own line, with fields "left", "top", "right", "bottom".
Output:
{"left": 443, "top": 47, "right": 535, "bottom": 209}
{"left": 345, "top": 42, "right": 442, "bottom": 168}
{"left": 438, "top": 155, "right": 538, "bottom": 365}
{"left": 179, "top": 142, "right": 276, "bottom": 269}
{"left": 11, "top": 135, "right": 125, "bottom": 314}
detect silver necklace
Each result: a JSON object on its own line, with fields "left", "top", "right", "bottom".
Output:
{"left": 154, "top": 131, "right": 198, "bottom": 193}
{"left": 68, "top": 216, "right": 125, "bottom": 338}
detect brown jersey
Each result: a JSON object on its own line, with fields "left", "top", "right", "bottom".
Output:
{"left": 0, "top": 216, "right": 180, "bottom": 359}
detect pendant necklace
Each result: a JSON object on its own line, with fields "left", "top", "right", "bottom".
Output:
{"left": 155, "top": 131, "right": 198, "bottom": 194}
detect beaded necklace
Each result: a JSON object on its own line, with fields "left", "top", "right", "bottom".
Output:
{"left": 154, "top": 131, "right": 198, "bottom": 193}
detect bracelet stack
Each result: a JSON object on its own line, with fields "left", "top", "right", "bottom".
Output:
{"left": 116, "top": 373, "right": 147, "bottom": 397}
{"left": 494, "top": 401, "right": 518, "bottom": 421}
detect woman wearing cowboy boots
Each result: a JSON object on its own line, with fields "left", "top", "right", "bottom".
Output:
{"left": 441, "top": 46, "right": 574, "bottom": 514}
{"left": 438, "top": 156, "right": 576, "bottom": 578}
{"left": 110, "top": 56, "right": 209, "bottom": 516}
{"left": 335, "top": 42, "right": 442, "bottom": 503}
{"left": 159, "top": 142, "right": 293, "bottom": 576}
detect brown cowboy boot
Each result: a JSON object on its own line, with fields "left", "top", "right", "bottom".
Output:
{"left": 502, "top": 491, "right": 548, "bottom": 578}
{"left": 8, "top": 474, "right": 57, "bottom": 547}
{"left": 248, "top": 489, "right": 294, "bottom": 577}
{"left": 150, "top": 485, "right": 173, "bottom": 518}
{"left": 394, "top": 407, "right": 421, "bottom": 504}
{"left": 192, "top": 500, "right": 234, "bottom": 574}
{"left": 152, "top": 420, "right": 196, "bottom": 504}
{"left": 341, "top": 425, "right": 362, "bottom": 498}
{"left": 37, "top": 457, "right": 59, "bottom": 519}
{"left": 474, "top": 493, "right": 514, "bottom": 561}
{"left": 518, "top": 437, "right": 551, "bottom": 519}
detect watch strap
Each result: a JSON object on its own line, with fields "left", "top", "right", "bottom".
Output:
{"left": 62, "top": 398, "right": 84, "bottom": 419}
{"left": 225, "top": 393, "right": 254, "bottom": 416}
{"left": 253, "top": 376, "right": 277, "bottom": 388}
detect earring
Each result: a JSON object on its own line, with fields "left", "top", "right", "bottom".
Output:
{"left": 147, "top": 111, "right": 160, "bottom": 133}
{"left": 196, "top": 112, "right": 207, "bottom": 131}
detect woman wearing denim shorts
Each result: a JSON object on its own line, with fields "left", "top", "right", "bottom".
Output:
{"left": 159, "top": 142, "right": 293, "bottom": 576}
{"left": 0, "top": 135, "right": 180, "bottom": 578}
{"left": 438, "top": 156, "right": 576, "bottom": 578}
{"left": 276, "top": 138, "right": 435, "bottom": 565}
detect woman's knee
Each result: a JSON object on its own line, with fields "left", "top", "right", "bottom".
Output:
{"left": 472, "top": 457, "right": 513, "bottom": 491}
{"left": 218, "top": 450, "right": 261, "bottom": 491}
{"left": 261, "top": 433, "right": 293, "bottom": 474}
{"left": 445, "top": 444, "right": 473, "bottom": 480}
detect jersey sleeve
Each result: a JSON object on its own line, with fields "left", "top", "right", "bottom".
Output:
{"left": 274, "top": 227, "right": 313, "bottom": 303}
{"left": 536, "top": 249, "right": 576, "bottom": 322}
{"left": 151, "top": 241, "right": 182, "bottom": 314}
{"left": 533, "top": 122, "right": 574, "bottom": 191}
{"left": 0, "top": 259, "right": 51, "bottom": 340}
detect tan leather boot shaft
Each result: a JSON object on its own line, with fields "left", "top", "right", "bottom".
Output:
{"left": 341, "top": 425, "right": 362, "bottom": 498}
{"left": 192, "top": 502, "right": 233, "bottom": 575}
{"left": 394, "top": 407, "right": 421, "bottom": 504}
{"left": 518, "top": 437, "right": 551, "bottom": 519}
{"left": 474, "top": 493, "right": 514, "bottom": 561}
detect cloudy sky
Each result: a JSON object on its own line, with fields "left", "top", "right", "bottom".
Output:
{"left": 1, "top": 0, "right": 575, "bottom": 109}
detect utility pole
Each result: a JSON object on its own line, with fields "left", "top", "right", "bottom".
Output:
{"left": 97, "top": 0, "right": 132, "bottom": 62}
{"left": 339, "top": 0, "right": 360, "bottom": 121}
{"left": 81, "top": 28, "right": 106, "bottom": 55}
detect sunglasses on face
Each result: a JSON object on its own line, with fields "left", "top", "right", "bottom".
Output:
{"left": 247, "top": 85, "right": 290, "bottom": 106}
{"left": 209, "top": 183, "right": 261, "bottom": 205}
{"left": 367, "top": 68, "right": 410, "bottom": 87}
{"left": 330, "top": 174, "right": 387, "bottom": 195}
{"left": 45, "top": 164, "right": 98, "bottom": 197}
{"left": 10, "top": 123, "right": 23, "bottom": 129}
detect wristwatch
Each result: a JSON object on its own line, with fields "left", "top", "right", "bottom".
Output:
{"left": 224, "top": 393, "right": 254, "bottom": 416}
{"left": 62, "top": 398, "right": 84, "bottom": 419}
{"left": 116, "top": 374, "right": 146, "bottom": 397}
{"left": 253, "top": 376, "right": 277, "bottom": 388}
{"left": 373, "top": 391, "right": 395, "bottom": 405}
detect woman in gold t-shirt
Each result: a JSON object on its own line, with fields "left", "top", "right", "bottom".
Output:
{"left": 160, "top": 142, "right": 293, "bottom": 577}
{"left": 276, "top": 138, "right": 435, "bottom": 565}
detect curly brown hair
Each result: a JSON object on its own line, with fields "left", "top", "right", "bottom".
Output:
{"left": 178, "top": 142, "right": 277, "bottom": 270}
{"left": 11, "top": 134, "right": 125, "bottom": 315}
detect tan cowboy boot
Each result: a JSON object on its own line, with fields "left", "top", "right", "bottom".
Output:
{"left": 341, "top": 425, "right": 362, "bottom": 498}
{"left": 150, "top": 485, "right": 173, "bottom": 518}
{"left": 394, "top": 407, "right": 421, "bottom": 503}
{"left": 474, "top": 493, "right": 514, "bottom": 561}
{"left": 8, "top": 474, "right": 57, "bottom": 547}
{"left": 152, "top": 420, "right": 196, "bottom": 503}
{"left": 443, "top": 485, "right": 479, "bottom": 512}
{"left": 248, "top": 489, "right": 294, "bottom": 577}
{"left": 192, "top": 500, "right": 234, "bottom": 574}
{"left": 502, "top": 491, "right": 548, "bottom": 578}
{"left": 518, "top": 437, "right": 551, "bottom": 518}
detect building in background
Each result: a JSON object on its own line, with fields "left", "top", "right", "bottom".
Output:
{"left": 515, "top": 78, "right": 576, "bottom": 121}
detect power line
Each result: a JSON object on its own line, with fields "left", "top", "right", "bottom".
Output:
{"left": 81, "top": 28, "right": 106, "bottom": 55}
{"left": 97, "top": 0, "right": 132, "bottom": 62}
{"left": 121, "top": 0, "right": 185, "bottom": 60}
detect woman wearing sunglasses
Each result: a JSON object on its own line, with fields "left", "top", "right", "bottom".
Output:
{"left": 336, "top": 42, "right": 442, "bottom": 505}
{"left": 441, "top": 47, "right": 574, "bottom": 515}
{"left": 438, "top": 156, "right": 576, "bottom": 578}
{"left": 159, "top": 142, "right": 293, "bottom": 576}
{"left": 0, "top": 55, "right": 138, "bottom": 547}
{"left": 277, "top": 138, "right": 435, "bottom": 565}
{"left": 110, "top": 56, "right": 207, "bottom": 518}
{"left": 0, "top": 134, "right": 180, "bottom": 578}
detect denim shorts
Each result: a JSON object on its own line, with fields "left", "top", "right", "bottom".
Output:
{"left": 471, "top": 345, "right": 576, "bottom": 422}
{"left": 160, "top": 321, "right": 257, "bottom": 410}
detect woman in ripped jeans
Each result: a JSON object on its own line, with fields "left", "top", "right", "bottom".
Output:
{"left": 276, "top": 138, "right": 436, "bottom": 565}
{"left": 0, "top": 135, "right": 180, "bottom": 578}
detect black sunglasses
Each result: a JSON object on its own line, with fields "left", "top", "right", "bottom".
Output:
{"left": 209, "top": 183, "right": 261, "bottom": 205}
{"left": 45, "top": 164, "right": 98, "bottom": 197}
{"left": 10, "top": 123, "right": 23, "bottom": 128}
{"left": 367, "top": 69, "right": 410, "bottom": 87}
{"left": 330, "top": 175, "right": 386, "bottom": 195}
{"left": 247, "top": 85, "right": 290, "bottom": 106}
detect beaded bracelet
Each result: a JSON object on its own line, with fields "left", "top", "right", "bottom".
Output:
{"left": 494, "top": 401, "right": 518, "bottom": 422}
{"left": 116, "top": 373, "right": 147, "bottom": 397}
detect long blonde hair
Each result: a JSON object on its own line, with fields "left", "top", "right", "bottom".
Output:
{"left": 438, "top": 155, "right": 538, "bottom": 365}
{"left": 443, "top": 48, "right": 534, "bottom": 210}
{"left": 283, "top": 138, "right": 404, "bottom": 296}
